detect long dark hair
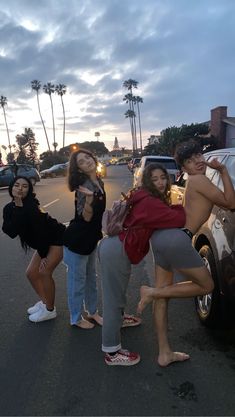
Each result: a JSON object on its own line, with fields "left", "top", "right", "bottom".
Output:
{"left": 141, "top": 163, "right": 172, "bottom": 205}
{"left": 67, "top": 148, "right": 98, "bottom": 191}
{"left": 9, "top": 176, "right": 39, "bottom": 251}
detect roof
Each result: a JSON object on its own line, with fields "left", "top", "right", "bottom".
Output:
{"left": 223, "top": 117, "right": 235, "bottom": 127}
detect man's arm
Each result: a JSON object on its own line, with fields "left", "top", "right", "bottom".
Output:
{"left": 205, "top": 158, "right": 235, "bottom": 208}
{"left": 193, "top": 160, "right": 235, "bottom": 209}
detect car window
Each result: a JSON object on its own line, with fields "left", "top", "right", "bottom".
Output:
{"left": 145, "top": 158, "right": 177, "bottom": 169}
{"left": 216, "top": 155, "right": 235, "bottom": 190}
{"left": 17, "top": 166, "right": 27, "bottom": 174}
{"left": 0, "top": 168, "right": 12, "bottom": 176}
{"left": 225, "top": 156, "right": 235, "bottom": 185}
{"left": 205, "top": 154, "right": 226, "bottom": 182}
{"left": 23, "top": 166, "right": 31, "bottom": 171}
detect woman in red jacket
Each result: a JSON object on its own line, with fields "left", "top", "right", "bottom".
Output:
{"left": 98, "top": 163, "right": 186, "bottom": 366}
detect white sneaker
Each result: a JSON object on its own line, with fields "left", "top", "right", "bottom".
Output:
{"left": 27, "top": 301, "right": 45, "bottom": 315}
{"left": 29, "top": 305, "right": 57, "bottom": 323}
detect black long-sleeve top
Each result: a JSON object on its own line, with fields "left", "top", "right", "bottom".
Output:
{"left": 2, "top": 197, "right": 66, "bottom": 258}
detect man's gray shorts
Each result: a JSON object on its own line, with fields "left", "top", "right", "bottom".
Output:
{"left": 150, "top": 228, "right": 204, "bottom": 271}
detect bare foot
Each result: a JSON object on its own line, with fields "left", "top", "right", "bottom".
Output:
{"left": 158, "top": 351, "right": 190, "bottom": 367}
{"left": 87, "top": 312, "right": 103, "bottom": 326}
{"left": 137, "top": 285, "right": 154, "bottom": 314}
{"left": 74, "top": 318, "right": 95, "bottom": 329}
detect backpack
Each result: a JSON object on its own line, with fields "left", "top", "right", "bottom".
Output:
{"left": 102, "top": 193, "right": 131, "bottom": 236}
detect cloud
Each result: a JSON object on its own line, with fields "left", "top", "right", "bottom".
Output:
{"left": 0, "top": 0, "right": 235, "bottom": 153}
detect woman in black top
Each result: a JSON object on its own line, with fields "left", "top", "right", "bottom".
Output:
{"left": 2, "top": 176, "right": 66, "bottom": 323}
{"left": 63, "top": 149, "right": 106, "bottom": 329}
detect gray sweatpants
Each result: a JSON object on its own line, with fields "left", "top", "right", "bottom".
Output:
{"left": 98, "top": 236, "right": 131, "bottom": 352}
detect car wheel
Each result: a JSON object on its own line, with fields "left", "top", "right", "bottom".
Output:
{"left": 195, "top": 245, "right": 221, "bottom": 328}
{"left": 30, "top": 178, "right": 36, "bottom": 186}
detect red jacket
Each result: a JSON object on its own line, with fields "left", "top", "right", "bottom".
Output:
{"left": 119, "top": 189, "right": 186, "bottom": 264}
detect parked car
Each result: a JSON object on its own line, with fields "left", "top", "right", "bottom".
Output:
{"left": 115, "top": 157, "right": 132, "bottom": 165}
{"left": 0, "top": 164, "right": 40, "bottom": 187}
{"left": 40, "top": 163, "right": 68, "bottom": 178}
{"left": 128, "top": 157, "right": 141, "bottom": 173}
{"left": 171, "top": 148, "right": 235, "bottom": 328}
{"left": 133, "top": 155, "right": 180, "bottom": 187}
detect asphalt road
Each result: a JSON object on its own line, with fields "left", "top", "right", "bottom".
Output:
{"left": 0, "top": 165, "right": 235, "bottom": 416}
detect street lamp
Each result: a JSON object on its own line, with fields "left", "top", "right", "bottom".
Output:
{"left": 95, "top": 132, "right": 100, "bottom": 141}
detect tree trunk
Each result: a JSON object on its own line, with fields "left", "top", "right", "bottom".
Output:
{"left": 37, "top": 92, "right": 50, "bottom": 151}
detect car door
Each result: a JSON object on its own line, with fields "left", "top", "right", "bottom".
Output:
{"left": 212, "top": 154, "right": 235, "bottom": 261}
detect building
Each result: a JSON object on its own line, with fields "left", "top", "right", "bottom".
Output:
{"left": 147, "top": 135, "right": 161, "bottom": 145}
{"left": 210, "top": 106, "right": 235, "bottom": 148}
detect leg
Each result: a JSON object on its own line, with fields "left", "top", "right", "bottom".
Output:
{"left": 154, "top": 266, "right": 190, "bottom": 367}
{"left": 38, "top": 245, "right": 63, "bottom": 309}
{"left": 98, "top": 236, "right": 131, "bottom": 352}
{"left": 26, "top": 251, "right": 47, "bottom": 303}
{"left": 63, "top": 246, "right": 93, "bottom": 328}
{"left": 28, "top": 246, "right": 62, "bottom": 322}
{"left": 139, "top": 265, "right": 214, "bottom": 303}
{"left": 84, "top": 248, "right": 103, "bottom": 325}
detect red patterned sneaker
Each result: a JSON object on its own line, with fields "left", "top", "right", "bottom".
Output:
{"left": 122, "top": 314, "right": 142, "bottom": 328}
{"left": 105, "top": 349, "right": 140, "bottom": 366}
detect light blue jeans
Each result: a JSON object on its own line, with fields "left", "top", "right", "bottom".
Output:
{"left": 63, "top": 246, "right": 98, "bottom": 325}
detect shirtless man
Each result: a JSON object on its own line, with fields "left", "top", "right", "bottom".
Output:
{"left": 138, "top": 140, "right": 235, "bottom": 367}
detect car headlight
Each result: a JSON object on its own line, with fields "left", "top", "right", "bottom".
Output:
{"left": 97, "top": 163, "right": 102, "bottom": 173}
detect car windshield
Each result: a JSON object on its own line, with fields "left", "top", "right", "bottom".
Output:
{"left": 145, "top": 158, "right": 177, "bottom": 169}
{"left": 226, "top": 156, "right": 235, "bottom": 185}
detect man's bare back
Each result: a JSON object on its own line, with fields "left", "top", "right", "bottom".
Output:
{"left": 184, "top": 175, "right": 214, "bottom": 234}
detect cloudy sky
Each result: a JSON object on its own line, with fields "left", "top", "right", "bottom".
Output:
{"left": 0, "top": 0, "right": 235, "bottom": 155}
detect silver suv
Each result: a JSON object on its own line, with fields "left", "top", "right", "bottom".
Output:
{"left": 171, "top": 148, "right": 235, "bottom": 328}
{"left": 133, "top": 155, "right": 180, "bottom": 188}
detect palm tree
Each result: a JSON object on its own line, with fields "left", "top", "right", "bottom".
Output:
{"left": 15, "top": 128, "right": 37, "bottom": 165}
{"left": 123, "top": 79, "right": 139, "bottom": 155}
{"left": 133, "top": 95, "right": 143, "bottom": 154}
{"left": 124, "top": 109, "right": 136, "bottom": 155}
{"left": 123, "top": 79, "right": 138, "bottom": 94}
{"left": 123, "top": 93, "right": 137, "bottom": 152}
{"left": 43, "top": 82, "right": 55, "bottom": 149}
{"left": 55, "top": 84, "right": 67, "bottom": 148}
{"left": 31, "top": 80, "right": 50, "bottom": 152}
{"left": 0, "top": 96, "right": 11, "bottom": 152}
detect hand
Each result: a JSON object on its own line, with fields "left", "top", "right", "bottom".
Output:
{"left": 78, "top": 186, "right": 94, "bottom": 204}
{"left": 13, "top": 195, "right": 23, "bottom": 207}
{"left": 204, "top": 158, "right": 226, "bottom": 173}
{"left": 39, "top": 258, "right": 48, "bottom": 272}
{"left": 78, "top": 186, "right": 94, "bottom": 196}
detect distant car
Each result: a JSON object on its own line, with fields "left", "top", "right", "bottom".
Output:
{"left": 133, "top": 155, "right": 180, "bottom": 188}
{"left": 0, "top": 164, "right": 40, "bottom": 187}
{"left": 115, "top": 157, "right": 132, "bottom": 165}
{"left": 128, "top": 157, "right": 141, "bottom": 173}
{"left": 171, "top": 148, "right": 235, "bottom": 328}
{"left": 40, "top": 163, "right": 68, "bottom": 178}
{"left": 96, "top": 161, "right": 107, "bottom": 178}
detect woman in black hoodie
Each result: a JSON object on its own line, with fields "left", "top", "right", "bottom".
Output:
{"left": 2, "top": 176, "right": 66, "bottom": 323}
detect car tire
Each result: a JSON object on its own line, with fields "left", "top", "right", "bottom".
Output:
{"left": 195, "top": 245, "right": 221, "bottom": 328}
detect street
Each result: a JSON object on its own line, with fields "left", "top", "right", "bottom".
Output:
{"left": 0, "top": 165, "right": 235, "bottom": 416}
